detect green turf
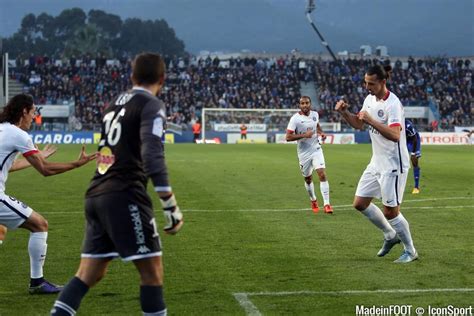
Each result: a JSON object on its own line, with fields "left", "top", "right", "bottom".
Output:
{"left": 0, "top": 144, "right": 472, "bottom": 315}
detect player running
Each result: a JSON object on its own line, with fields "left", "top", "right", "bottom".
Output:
{"left": 405, "top": 119, "right": 421, "bottom": 194}
{"left": 286, "top": 96, "right": 333, "bottom": 214}
{"left": 335, "top": 65, "right": 418, "bottom": 263}
{"left": 0, "top": 93, "right": 97, "bottom": 293}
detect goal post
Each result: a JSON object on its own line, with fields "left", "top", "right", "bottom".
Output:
{"left": 1, "top": 52, "right": 8, "bottom": 106}
{"left": 201, "top": 108, "right": 340, "bottom": 141}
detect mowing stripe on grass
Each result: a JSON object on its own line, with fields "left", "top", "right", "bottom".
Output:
{"left": 233, "top": 288, "right": 474, "bottom": 316}
{"left": 42, "top": 203, "right": 474, "bottom": 215}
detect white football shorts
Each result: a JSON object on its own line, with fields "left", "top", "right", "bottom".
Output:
{"left": 299, "top": 148, "right": 326, "bottom": 177}
{"left": 0, "top": 193, "right": 33, "bottom": 229}
{"left": 355, "top": 167, "right": 408, "bottom": 207}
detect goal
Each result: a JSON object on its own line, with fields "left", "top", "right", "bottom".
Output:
{"left": 201, "top": 108, "right": 340, "bottom": 141}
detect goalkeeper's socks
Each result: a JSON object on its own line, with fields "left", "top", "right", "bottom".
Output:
{"left": 304, "top": 182, "right": 317, "bottom": 201}
{"left": 320, "top": 181, "right": 330, "bottom": 205}
{"left": 388, "top": 213, "right": 416, "bottom": 255}
{"left": 361, "top": 203, "right": 396, "bottom": 240}
{"left": 414, "top": 167, "right": 420, "bottom": 188}
{"left": 51, "top": 277, "right": 89, "bottom": 315}
{"left": 141, "top": 285, "right": 167, "bottom": 315}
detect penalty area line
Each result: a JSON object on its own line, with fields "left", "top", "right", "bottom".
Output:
{"left": 233, "top": 288, "right": 474, "bottom": 316}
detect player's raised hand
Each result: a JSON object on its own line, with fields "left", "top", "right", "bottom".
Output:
{"left": 76, "top": 145, "right": 98, "bottom": 166}
{"left": 357, "top": 111, "right": 373, "bottom": 124}
{"left": 159, "top": 193, "right": 183, "bottom": 235}
{"left": 40, "top": 144, "right": 57, "bottom": 159}
{"left": 335, "top": 100, "right": 348, "bottom": 112}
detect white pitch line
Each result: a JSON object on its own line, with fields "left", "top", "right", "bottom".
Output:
{"left": 183, "top": 205, "right": 474, "bottom": 213}
{"left": 41, "top": 204, "right": 474, "bottom": 215}
{"left": 233, "top": 293, "right": 262, "bottom": 316}
{"left": 241, "top": 288, "right": 474, "bottom": 296}
{"left": 179, "top": 196, "right": 474, "bottom": 212}
{"left": 233, "top": 288, "right": 474, "bottom": 316}
{"left": 41, "top": 203, "right": 474, "bottom": 215}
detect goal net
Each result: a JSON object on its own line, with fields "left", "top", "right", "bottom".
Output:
{"left": 201, "top": 108, "right": 340, "bottom": 142}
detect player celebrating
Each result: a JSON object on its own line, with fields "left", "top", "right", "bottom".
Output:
{"left": 51, "top": 53, "right": 183, "bottom": 316}
{"left": 286, "top": 96, "right": 333, "bottom": 214}
{"left": 335, "top": 65, "right": 418, "bottom": 263}
{"left": 0, "top": 93, "right": 97, "bottom": 293}
{"left": 405, "top": 119, "right": 421, "bottom": 194}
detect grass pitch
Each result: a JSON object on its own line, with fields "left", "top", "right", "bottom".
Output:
{"left": 0, "top": 144, "right": 472, "bottom": 315}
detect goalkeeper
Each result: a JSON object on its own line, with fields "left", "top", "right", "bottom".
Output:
{"left": 51, "top": 53, "right": 183, "bottom": 316}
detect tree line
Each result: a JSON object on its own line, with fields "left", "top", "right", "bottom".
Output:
{"left": 2, "top": 8, "right": 186, "bottom": 58}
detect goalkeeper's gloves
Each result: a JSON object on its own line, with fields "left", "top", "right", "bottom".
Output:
{"left": 160, "top": 194, "right": 183, "bottom": 234}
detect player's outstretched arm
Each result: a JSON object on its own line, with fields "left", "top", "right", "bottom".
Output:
{"left": 335, "top": 100, "right": 365, "bottom": 130}
{"left": 24, "top": 145, "right": 97, "bottom": 176}
{"left": 10, "top": 144, "right": 58, "bottom": 172}
{"left": 158, "top": 192, "right": 183, "bottom": 235}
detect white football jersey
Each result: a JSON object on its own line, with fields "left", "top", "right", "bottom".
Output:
{"left": 0, "top": 123, "right": 38, "bottom": 192}
{"left": 287, "top": 110, "right": 321, "bottom": 163}
{"left": 361, "top": 91, "right": 410, "bottom": 173}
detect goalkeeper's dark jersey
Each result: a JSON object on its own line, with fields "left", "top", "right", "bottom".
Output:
{"left": 86, "top": 88, "right": 169, "bottom": 198}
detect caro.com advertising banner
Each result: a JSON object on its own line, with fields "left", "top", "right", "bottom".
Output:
{"left": 29, "top": 132, "right": 101, "bottom": 144}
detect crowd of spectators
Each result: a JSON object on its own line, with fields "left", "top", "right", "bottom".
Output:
{"left": 316, "top": 56, "right": 472, "bottom": 130}
{"left": 10, "top": 54, "right": 472, "bottom": 131}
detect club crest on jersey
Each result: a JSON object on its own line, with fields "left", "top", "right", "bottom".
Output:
{"left": 312, "top": 117, "right": 317, "bottom": 121}
{"left": 378, "top": 110, "right": 384, "bottom": 118}
{"left": 97, "top": 146, "right": 115, "bottom": 175}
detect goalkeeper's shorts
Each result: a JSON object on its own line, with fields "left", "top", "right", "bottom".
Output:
{"left": 82, "top": 189, "right": 162, "bottom": 261}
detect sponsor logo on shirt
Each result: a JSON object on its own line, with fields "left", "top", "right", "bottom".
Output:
{"left": 368, "top": 125, "right": 380, "bottom": 135}
{"left": 97, "top": 146, "right": 115, "bottom": 175}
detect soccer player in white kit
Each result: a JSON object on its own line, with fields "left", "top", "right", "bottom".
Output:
{"left": 0, "top": 94, "right": 97, "bottom": 293}
{"left": 335, "top": 65, "right": 418, "bottom": 263}
{"left": 286, "top": 96, "right": 333, "bottom": 214}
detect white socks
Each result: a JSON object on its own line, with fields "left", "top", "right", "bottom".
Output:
{"left": 28, "top": 232, "right": 48, "bottom": 279}
{"left": 361, "top": 203, "right": 396, "bottom": 240}
{"left": 305, "top": 181, "right": 331, "bottom": 205}
{"left": 388, "top": 213, "right": 416, "bottom": 255}
{"left": 320, "top": 181, "right": 330, "bottom": 205}
{"left": 304, "top": 182, "right": 317, "bottom": 201}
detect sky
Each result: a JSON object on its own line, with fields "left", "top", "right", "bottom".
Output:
{"left": 0, "top": 0, "right": 473, "bottom": 56}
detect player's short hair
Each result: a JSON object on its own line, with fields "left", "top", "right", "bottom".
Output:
{"left": 131, "top": 52, "right": 166, "bottom": 85}
{"left": 300, "top": 95, "right": 312, "bottom": 103}
{"left": 0, "top": 93, "right": 34, "bottom": 124}
{"left": 367, "top": 64, "right": 392, "bottom": 81}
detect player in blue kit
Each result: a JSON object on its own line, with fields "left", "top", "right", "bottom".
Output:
{"left": 405, "top": 119, "right": 421, "bottom": 194}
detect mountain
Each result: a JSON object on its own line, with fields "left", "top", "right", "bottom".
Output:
{"left": 0, "top": 0, "right": 472, "bottom": 56}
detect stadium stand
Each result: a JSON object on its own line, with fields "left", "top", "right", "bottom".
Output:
{"left": 8, "top": 54, "right": 472, "bottom": 132}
